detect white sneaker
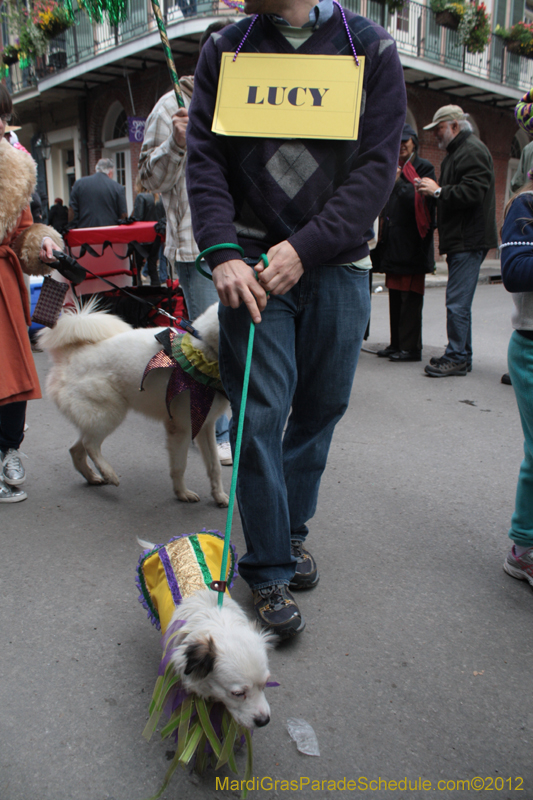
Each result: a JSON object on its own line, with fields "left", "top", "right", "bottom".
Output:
{"left": 217, "top": 441, "right": 233, "bottom": 466}
{"left": 0, "top": 477, "right": 27, "bottom": 503}
{"left": 1, "top": 449, "right": 26, "bottom": 485}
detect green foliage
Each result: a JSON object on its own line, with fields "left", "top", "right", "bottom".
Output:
{"left": 429, "top": 0, "right": 465, "bottom": 18}
{"left": 431, "top": 0, "right": 491, "bottom": 53}
{"left": 495, "top": 21, "right": 533, "bottom": 56}
{"left": 387, "top": 0, "right": 407, "bottom": 12}
{"left": 0, "top": 1, "right": 54, "bottom": 63}
{"left": 457, "top": 1, "right": 491, "bottom": 54}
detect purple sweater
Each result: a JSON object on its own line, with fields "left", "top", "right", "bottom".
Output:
{"left": 186, "top": 7, "right": 406, "bottom": 271}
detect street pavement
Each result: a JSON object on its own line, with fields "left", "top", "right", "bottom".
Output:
{"left": 1, "top": 282, "right": 532, "bottom": 800}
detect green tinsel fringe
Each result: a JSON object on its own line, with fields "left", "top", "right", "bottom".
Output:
{"left": 143, "top": 661, "right": 253, "bottom": 800}
{"left": 77, "top": 0, "right": 128, "bottom": 26}
{"left": 62, "top": 0, "right": 77, "bottom": 22}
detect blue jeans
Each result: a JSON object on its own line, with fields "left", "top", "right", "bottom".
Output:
{"left": 508, "top": 331, "right": 533, "bottom": 548}
{"left": 215, "top": 414, "right": 229, "bottom": 445}
{"left": 175, "top": 260, "right": 229, "bottom": 443}
{"left": 218, "top": 264, "right": 370, "bottom": 590}
{"left": 444, "top": 250, "right": 486, "bottom": 363}
{"left": 175, "top": 260, "right": 220, "bottom": 323}
{"left": 159, "top": 244, "right": 168, "bottom": 282}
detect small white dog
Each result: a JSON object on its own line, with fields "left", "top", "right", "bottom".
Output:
{"left": 39, "top": 302, "right": 230, "bottom": 506}
{"left": 137, "top": 537, "right": 274, "bottom": 730}
{"left": 168, "top": 589, "right": 273, "bottom": 729}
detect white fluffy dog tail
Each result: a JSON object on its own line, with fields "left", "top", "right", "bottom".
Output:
{"left": 137, "top": 537, "right": 156, "bottom": 551}
{"left": 38, "top": 297, "right": 132, "bottom": 351}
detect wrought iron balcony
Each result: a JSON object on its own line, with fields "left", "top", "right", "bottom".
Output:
{"left": 5, "top": 0, "right": 533, "bottom": 98}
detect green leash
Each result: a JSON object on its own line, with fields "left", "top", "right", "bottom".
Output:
{"left": 195, "top": 245, "right": 267, "bottom": 608}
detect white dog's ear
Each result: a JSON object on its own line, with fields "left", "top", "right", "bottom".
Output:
{"left": 183, "top": 636, "right": 216, "bottom": 678}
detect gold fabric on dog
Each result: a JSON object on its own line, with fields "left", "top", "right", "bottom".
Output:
{"left": 137, "top": 531, "right": 237, "bottom": 634}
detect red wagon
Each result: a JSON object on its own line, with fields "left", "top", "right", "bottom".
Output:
{"left": 59, "top": 222, "right": 186, "bottom": 327}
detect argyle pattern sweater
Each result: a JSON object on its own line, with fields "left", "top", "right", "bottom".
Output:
{"left": 186, "top": 7, "right": 406, "bottom": 271}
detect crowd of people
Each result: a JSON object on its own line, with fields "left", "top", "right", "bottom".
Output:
{"left": 1, "top": 0, "right": 532, "bottom": 635}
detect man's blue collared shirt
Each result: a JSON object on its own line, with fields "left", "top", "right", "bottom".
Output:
{"left": 269, "top": 0, "right": 334, "bottom": 28}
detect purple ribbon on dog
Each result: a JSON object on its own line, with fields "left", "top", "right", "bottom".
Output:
{"left": 140, "top": 350, "right": 215, "bottom": 439}
{"left": 165, "top": 367, "right": 215, "bottom": 439}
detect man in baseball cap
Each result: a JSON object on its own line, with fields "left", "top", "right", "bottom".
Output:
{"left": 417, "top": 104, "right": 497, "bottom": 377}
{"left": 423, "top": 104, "right": 468, "bottom": 130}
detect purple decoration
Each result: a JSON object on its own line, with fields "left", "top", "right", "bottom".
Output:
{"left": 333, "top": 0, "right": 360, "bottom": 66}
{"left": 128, "top": 116, "right": 147, "bottom": 143}
{"left": 165, "top": 366, "right": 215, "bottom": 439}
{"left": 159, "top": 546, "right": 183, "bottom": 608}
{"left": 232, "top": 3, "right": 359, "bottom": 67}
{"left": 233, "top": 14, "right": 258, "bottom": 61}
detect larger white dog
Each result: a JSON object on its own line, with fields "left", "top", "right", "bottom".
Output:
{"left": 39, "top": 302, "right": 230, "bottom": 506}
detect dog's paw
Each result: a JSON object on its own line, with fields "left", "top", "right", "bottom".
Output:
{"left": 86, "top": 473, "right": 106, "bottom": 485}
{"left": 214, "top": 492, "right": 229, "bottom": 508}
{"left": 99, "top": 473, "right": 120, "bottom": 487}
{"left": 175, "top": 489, "right": 201, "bottom": 503}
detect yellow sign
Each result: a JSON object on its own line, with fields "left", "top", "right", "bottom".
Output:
{"left": 212, "top": 52, "right": 365, "bottom": 141}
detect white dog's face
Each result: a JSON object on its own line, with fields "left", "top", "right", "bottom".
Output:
{"left": 169, "top": 593, "right": 274, "bottom": 729}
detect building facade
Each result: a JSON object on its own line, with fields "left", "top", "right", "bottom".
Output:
{"left": 2, "top": 0, "right": 532, "bottom": 258}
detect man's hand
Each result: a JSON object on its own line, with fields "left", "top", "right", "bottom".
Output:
{"left": 40, "top": 236, "right": 59, "bottom": 264}
{"left": 416, "top": 177, "right": 440, "bottom": 197}
{"left": 254, "top": 240, "right": 304, "bottom": 295}
{"left": 212, "top": 259, "right": 268, "bottom": 324}
{"left": 172, "top": 108, "right": 189, "bottom": 148}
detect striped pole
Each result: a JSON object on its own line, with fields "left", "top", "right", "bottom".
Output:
{"left": 149, "top": 0, "right": 185, "bottom": 108}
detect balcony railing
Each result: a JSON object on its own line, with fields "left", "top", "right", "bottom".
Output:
{"left": 6, "top": 0, "right": 533, "bottom": 97}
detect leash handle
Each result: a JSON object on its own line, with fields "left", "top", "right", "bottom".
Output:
{"left": 195, "top": 245, "right": 268, "bottom": 280}
{"left": 195, "top": 244, "right": 244, "bottom": 280}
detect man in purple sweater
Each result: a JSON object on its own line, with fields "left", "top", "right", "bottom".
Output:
{"left": 186, "top": 0, "right": 406, "bottom": 639}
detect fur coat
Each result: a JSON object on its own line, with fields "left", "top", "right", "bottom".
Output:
{"left": 0, "top": 138, "right": 64, "bottom": 406}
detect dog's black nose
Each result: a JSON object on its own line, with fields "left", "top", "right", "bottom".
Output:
{"left": 254, "top": 715, "right": 270, "bottom": 728}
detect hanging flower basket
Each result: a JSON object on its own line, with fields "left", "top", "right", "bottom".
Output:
{"left": 435, "top": 9, "right": 460, "bottom": 29}
{"left": 1, "top": 45, "right": 20, "bottom": 65}
{"left": 32, "top": 1, "right": 73, "bottom": 40}
{"left": 457, "top": 2, "right": 491, "bottom": 54}
{"left": 505, "top": 39, "right": 525, "bottom": 56}
{"left": 495, "top": 23, "right": 533, "bottom": 58}
{"left": 38, "top": 17, "right": 71, "bottom": 37}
